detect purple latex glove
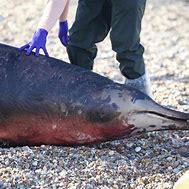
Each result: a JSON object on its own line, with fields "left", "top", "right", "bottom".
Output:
{"left": 58, "top": 20, "right": 69, "bottom": 46}
{"left": 19, "top": 28, "right": 49, "bottom": 57}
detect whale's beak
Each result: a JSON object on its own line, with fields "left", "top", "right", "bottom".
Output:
{"left": 127, "top": 110, "right": 189, "bottom": 135}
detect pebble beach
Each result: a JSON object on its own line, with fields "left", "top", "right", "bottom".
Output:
{"left": 0, "top": 0, "right": 189, "bottom": 188}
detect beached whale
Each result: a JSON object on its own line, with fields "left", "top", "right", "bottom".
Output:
{"left": 0, "top": 43, "right": 188, "bottom": 147}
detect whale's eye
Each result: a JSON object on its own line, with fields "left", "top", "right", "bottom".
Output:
{"left": 85, "top": 105, "right": 120, "bottom": 123}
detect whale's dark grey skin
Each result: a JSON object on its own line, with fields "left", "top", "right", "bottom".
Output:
{"left": 0, "top": 43, "right": 188, "bottom": 147}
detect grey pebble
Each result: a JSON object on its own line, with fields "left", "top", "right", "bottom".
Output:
{"left": 135, "top": 147, "right": 142, "bottom": 153}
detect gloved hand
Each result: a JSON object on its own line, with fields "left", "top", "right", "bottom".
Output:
{"left": 58, "top": 20, "right": 69, "bottom": 46}
{"left": 19, "top": 28, "right": 49, "bottom": 57}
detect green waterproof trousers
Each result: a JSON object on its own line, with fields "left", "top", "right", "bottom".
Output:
{"left": 67, "top": 0, "right": 146, "bottom": 79}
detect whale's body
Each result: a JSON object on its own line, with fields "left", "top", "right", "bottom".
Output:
{"left": 0, "top": 43, "right": 188, "bottom": 147}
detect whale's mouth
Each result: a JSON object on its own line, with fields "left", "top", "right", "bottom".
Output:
{"left": 128, "top": 110, "right": 189, "bottom": 135}
{"left": 139, "top": 110, "right": 189, "bottom": 122}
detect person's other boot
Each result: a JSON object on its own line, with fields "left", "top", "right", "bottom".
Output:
{"left": 124, "top": 71, "right": 153, "bottom": 98}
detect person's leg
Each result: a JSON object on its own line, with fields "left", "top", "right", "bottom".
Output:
{"left": 67, "top": 0, "right": 112, "bottom": 70}
{"left": 110, "top": 0, "right": 152, "bottom": 96}
{"left": 110, "top": 0, "right": 146, "bottom": 79}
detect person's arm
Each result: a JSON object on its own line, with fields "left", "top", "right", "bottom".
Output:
{"left": 58, "top": 0, "right": 70, "bottom": 46}
{"left": 59, "top": 0, "right": 70, "bottom": 22}
{"left": 37, "top": 0, "right": 68, "bottom": 32}
{"left": 19, "top": 0, "right": 68, "bottom": 57}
